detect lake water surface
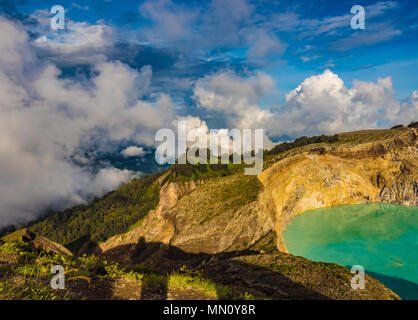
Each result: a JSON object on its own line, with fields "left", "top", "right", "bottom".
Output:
{"left": 282, "top": 203, "right": 418, "bottom": 299}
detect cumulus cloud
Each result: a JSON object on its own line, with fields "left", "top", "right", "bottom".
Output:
{"left": 396, "top": 90, "right": 418, "bottom": 124}
{"left": 175, "top": 116, "right": 231, "bottom": 152}
{"left": 0, "top": 17, "right": 176, "bottom": 227}
{"left": 30, "top": 10, "right": 115, "bottom": 65}
{"left": 160, "top": 116, "right": 267, "bottom": 162}
{"left": 34, "top": 21, "right": 113, "bottom": 53}
{"left": 121, "top": 146, "right": 147, "bottom": 157}
{"left": 193, "top": 71, "right": 275, "bottom": 129}
{"left": 269, "top": 69, "right": 417, "bottom": 137}
{"left": 192, "top": 71, "right": 279, "bottom": 150}
{"left": 192, "top": 68, "right": 417, "bottom": 140}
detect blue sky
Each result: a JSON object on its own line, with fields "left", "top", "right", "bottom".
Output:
{"left": 4, "top": 0, "right": 418, "bottom": 101}
{"left": 0, "top": 1, "right": 417, "bottom": 225}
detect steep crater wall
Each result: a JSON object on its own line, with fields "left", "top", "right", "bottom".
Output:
{"left": 259, "top": 128, "right": 418, "bottom": 252}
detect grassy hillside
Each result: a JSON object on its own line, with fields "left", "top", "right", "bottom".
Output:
{"left": 337, "top": 127, "right": 410, "bottom": 144}
{"left": 30, "top": 173, "right": 162, "bottom": 247}
{"left": 0, "top": 240, "right": 258, "bottom": 300}
{"left": 265, "top": 133, "right": 339, "bottom": 156}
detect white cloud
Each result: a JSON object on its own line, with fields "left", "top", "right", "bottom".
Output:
{"left": 170, "top": 116, "right": 270, "bottom": 157}
{"left": 193, "top": 70, "right": 275, "bottom": 129}
{"left": 192, "top": 71, "right": 278, "bottom": 150}
{"left": 138, "top": 0, "right": 199, "bottom": 45}
{"left": 268, "top": 69, "right": 417, "bottom": 137}
{"left": 0, "top": 18, "right": 35, "bottom": 78}
{"left": 121, "top": 146, "right": 147, "bottom": 157}
{"left": 175, "top": 115, "right": 230, "bottom": 150}
{"left": 30, "top": 11, "right": 115, "bottom": 65}
{"left": 245, "top": 27, "right": 288, "bottom": 62}
{"left": 192, "top": 68, "right": 417, "bottom": 140}
{"left": 0, "top": 17, "right": 176, "bottom": 227}
{"left": 396, "top": 90, "right": 418, "bottom": 124}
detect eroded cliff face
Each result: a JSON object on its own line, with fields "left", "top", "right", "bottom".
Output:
{"left": 96, "top": 179, "right": 199, "bottom": 264}
{"left": 259, "top": 128, "right": 418, "bottom": 252}
{"left": 97, "top": 174, "right": 273, "bottom": 266}
{"left": 168, "top": 176, "right": 272, "bottom": 255}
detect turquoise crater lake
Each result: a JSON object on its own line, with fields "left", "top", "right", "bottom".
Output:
{"left": 282, "top": 203, "right": 418, "bottom": 299}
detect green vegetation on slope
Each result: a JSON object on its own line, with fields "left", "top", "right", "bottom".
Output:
{"left": 391, "top": 121, "right": 418, "bottom": 129}
{"left": 197, "top": 174, "right": 262, "bottom": 225}
{"left": 166, "top": 162, "right": 242, "bottom": 183}
{"left": 266, "top": 134, "right": 339, "bottom": 156}
{"left": 0, "top": 241, "right": 256, "bottom": 300}
{"left": 337, "top": 128, "right": 409, "bottom": 144}
{"left": 30, "top": 173, "right": 162, "bottom": 247}
{"left": 1, "top": 229, "right": 28, "bottom": 242}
